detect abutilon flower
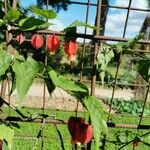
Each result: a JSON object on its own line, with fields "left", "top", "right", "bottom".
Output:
{"left": 16, "top": 34, "right": 25, "bottom": 44}
{"left": 64, "top": 40, "right": 78, "bottom": 61}
{"left": 46, "top": 35, "right": 60, "bottom": 54}
{"left": 67, "top": 116, "right": 93, "bottom": 145}
{"left": 31, "top": 34, "right": 43, "bottom": 49}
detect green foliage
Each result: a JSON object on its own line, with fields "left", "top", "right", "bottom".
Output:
{"left": 4, "top": 8, "right": 20, "bottom": 22}
{"left": 112, "top": 34, "right": 144, "bottom": 54}
{"left": 105, "top": 98, "right": 150, "bottom": 116}
{"left": 19, "top": 17, "right": 51, "bottom": 31}
{"left": 83, "top": 96, "right": 107, "bottom": 150}
{"left": 97, "top": 44, "right": 114, "bottom": 86}
{"left": 29, "top": 6, "right": 57, "bottom": 19}
{"left": 0, "top": 124, "right": 14, "bottom": 150}
{"left": 120, "top": 70, "right": 137, "bottom": 85}
{"left": 0, "top": 50, "right": 12, "bottom": 77}
{"left": 12, "top": 58, "right": 39, "bottom": 105}
{"left": 64, "top": 20, "right": 97, "bottom": 31}
{"left": 137, "top": 58, "right": 150, "bottom": 82}
{"left": 0, "top": 19, "right": 4, "bottom": 27}
{"left": 47, "top": 68, "right": 89, "bottom": 99}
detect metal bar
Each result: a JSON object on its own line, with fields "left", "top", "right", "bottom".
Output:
{"left": 41, "top": 1, "right": 49, "bottom": 149}
{"left": 10, "top": 28, "right": 150, "bottom": 44}
{"left": 107, "top": 123, "right": 150, "bottom": 130}
{"left": 90, "top": 0, "right": 102, "bottom": 96}
{"left": 79, "top": 0, "right": 91, "bottom": 82}
{"left": 107, "top": 0, "right": 133, "bottom": 120}
{"left": 1, "top": 116, "right": 150, "bottom": 130}
{"left": 123, "top": 0, "right": 132, "bottom": 37}
{"left": 138, "top": 84, "right": 150, "bottom": 130}
{"left": 34, "top": 0, "right": 150, "bottom": 12}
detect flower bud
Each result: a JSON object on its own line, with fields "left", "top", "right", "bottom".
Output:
{"left": 46, "top": 35, "right": 60, "bottom": 54}
{"left": 31, "top": 34, "right": 43, "bottom": 49}
{"left": 16, "top": 34, "right": 25, "bottom": 44}
{"left": 64, "top": 40, "right": 78, "bottom": 61}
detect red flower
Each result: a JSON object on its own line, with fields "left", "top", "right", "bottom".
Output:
{"left": 68, "top": 116, "right": 93, "bottom": 144}
{"left": 46, "top": 35, "right": 60, "bottom": 54}
{"left": 64, "top": 40, "right": 78, "bottom": 61}
{"left": 31, "top": 34, "right": 43, "bottom": 49}
{"left": 0, "top": 139, "right": 3, "bottom": 150}
{"left": 16, "top": 34, "right": 25, "bottom": 44}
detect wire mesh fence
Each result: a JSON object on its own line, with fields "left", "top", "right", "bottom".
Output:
{"left": 0, "top": 0, "right": 150, "bottom": 149}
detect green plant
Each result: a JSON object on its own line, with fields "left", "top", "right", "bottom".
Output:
{"left": 0, "top": 5, "right": 105, "bottom": 150}
{"left": 104, "top": 98, "right": 150, "bottom": 115}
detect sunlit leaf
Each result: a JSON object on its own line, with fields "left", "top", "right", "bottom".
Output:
{"left": 19, "top": 17, "right": 51, "bottom": 31}
{"left": 47, "top": 68, "right": 89, "bottom": 99}
{"left": 0, "top": 19, "right": 4, "bottom": 26}
{"left": 64, "top": 20, "right": 98, "bottom": 31}
{"left": 0, "top": 124, "right": 14, "bottom": 150}
{"left": 13, "top": 58, "right": 39, "bottom": 106}
{"left": 83, "top": 96, "right": 107, "bottom": 150}
{"left": 97, "top": 44, "right": 114, "bottom": 86}
{"left": 4, "top": 8, "right": 20, "bottom": 21}
{"left": 29, "top": 6, "right": 57, "bottom": 19}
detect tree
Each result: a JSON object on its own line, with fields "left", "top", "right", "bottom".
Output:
{"left": 36, "top": 0, "right": 71, "bottom": 12}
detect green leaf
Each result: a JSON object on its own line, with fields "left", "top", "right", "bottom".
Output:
{"left": 137, "top": 58, "right": 150, "bottom": 82}
{"left": 113, "top": 34, "right": 144, "bottom": 54}
{"left": 19, "top": 17, "right": 51, "bottom": 31}
{"left": 0, "top": 124, "right": 14, "bottom": 150}
{"left": 64, "top": 20, "right": 98, "bottom": 31}
{"left": 125, "top": 33, "right": 144, "bottom": 49}
{"left": 29, "top": 6, "right": 57, "bottom": 19}
{"left": 0, "top": 50, "right": 12, "bottom": 77}
{"left": 47, "top": 69, "right": 89, "bottom": 99}
{"left": 4, "top": 8, "right": 20, "bottom": 21}
{"left": 13, "top": 58, "right": 39, "bottom": 106}
{"left": 83, "top": 96, "right": 107, "bottom": 150}
{"left": 97, "top": 44, "right": 114, "bottom": 86}
{"left": 0, "top": 19, "right": 4, "bottom": 26}
{"left": 44, "top": 69, "right": 56, "bottom": 95}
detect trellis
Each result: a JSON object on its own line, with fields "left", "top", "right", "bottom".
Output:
{"left": 0, "top": 0, "right": 150, "bottom": 149}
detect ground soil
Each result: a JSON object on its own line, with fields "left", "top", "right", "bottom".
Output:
{"left": 2, "top": 83, "right": 138, "bottom": 112}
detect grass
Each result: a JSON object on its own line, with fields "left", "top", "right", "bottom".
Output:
{"left": 1, "top": 107, "right": 150, "bottom": 150}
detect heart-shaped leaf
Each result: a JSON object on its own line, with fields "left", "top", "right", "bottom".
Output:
{"left": 0, "top": 50, "right": 12, "bottom": 77}
{"left": 13, "top": 58, "right": 39, "bottom": 106}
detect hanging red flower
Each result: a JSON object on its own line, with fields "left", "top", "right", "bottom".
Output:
{"left": 68, "top": 116, "right": 93, "bottom": 145}
{"left": 31, "top": 34, "right": 43, "bottom": 49}
{"left": 16, "top": 34, "right": 25, "bottom": 44}
{"left": 46, "top": 35, "right": 60, "bottom": 54}
{"left": 64, "top": 40, "right": 78, "bottom": 61}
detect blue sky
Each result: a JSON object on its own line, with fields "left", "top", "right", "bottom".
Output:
{"left": 20, "top": 0, "right": 149, "bottom": 40}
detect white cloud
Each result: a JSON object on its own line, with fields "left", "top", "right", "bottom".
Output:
{"left": 115, "top": 0, "right": 148, "bottom": 9}
{"left": 48, "top": 19, "right": 65, "bottom": 31}
{"left": 105, "top": 0, "right": 149, "bottom": 38}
